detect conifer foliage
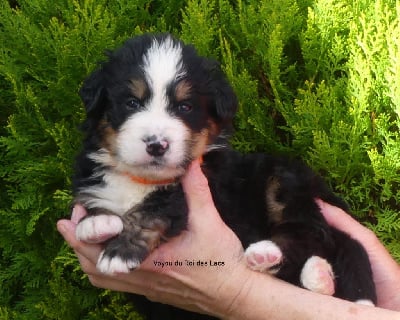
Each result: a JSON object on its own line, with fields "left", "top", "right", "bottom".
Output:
{"left": 1, "top": 0, "right": 399, "bottom": 318}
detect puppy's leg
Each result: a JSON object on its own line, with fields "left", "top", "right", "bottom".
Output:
{"left": 76, "top": 212, "right": 173, "bottom": 274}
{"left": 300, "top": 256, "right": 335, "bottom": 295}
{"left": 97, "top": 210, "right": 170, "bottom": 274}
{"left": 244, "top": 240, "right": 335, "bottom": 296}
{"left": 76, "top": 214, "right": 123, "bottom": 243}
{"left": 330, "top": 228, "right": 377, "bottom": 305}
{"left": 244, "top": 240, "right": 283, "bottom": 274}
{"left": 257, "top": 221, "right": 337, "bottom": 293}
{"left": 96, "top": 186, "right": 188, "bottom": 275}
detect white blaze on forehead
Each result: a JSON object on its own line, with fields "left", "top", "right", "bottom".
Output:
{"left": 142, "top": 36, "right": 185, "bottom": 110}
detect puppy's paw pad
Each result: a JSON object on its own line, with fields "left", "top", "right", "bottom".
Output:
{"left": 76, "top": 215, "right": 123, "bottom": 243}
{"left": 300, "top": 256, "right": 335, "bottom": 295}
{"left": 244, "top": 240, "right": 283, "bottom": 274}
{"left": 96, "top": 251, "right": 139, "bottom": 275}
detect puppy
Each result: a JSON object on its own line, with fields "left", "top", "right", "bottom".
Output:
{"left": 73, "top": 33, "right": 376, "bottom": 309}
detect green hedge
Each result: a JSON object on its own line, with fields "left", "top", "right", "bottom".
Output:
{"left": 1, "top": 0, "right": 399, "bottom": 318}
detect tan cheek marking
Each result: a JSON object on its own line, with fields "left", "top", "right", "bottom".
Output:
{"left": 99, "top": 120, "right": 118, "bottom": 154}
{"left": 207, "top": 120, "right": 221, "bottom": 143}
{"left": 190, "top": 129, "right": 210, "bottom": 159}
{"left": 188, "top": 119, "right": 222, "bottom": 159}
{"left": 266, "top": 176, "right": 286, "bottom": 223}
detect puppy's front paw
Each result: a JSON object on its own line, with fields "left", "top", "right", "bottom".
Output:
{"left": 76, "top": 214, "right": 123, "bottom": 243}
{"left": 97, "top": 251, "right": 140, "bottom": 274}
{"left": 244, "top": 240, "right": 283, "bottom": 274}
{"left": 88, "top": 211, "right": 168, "bottom": 274}
{"left": 300, "top": 256, "right": 335, "bottom": 295}
{"left": 95, "top": 233, "right": 150, "bottom": 275}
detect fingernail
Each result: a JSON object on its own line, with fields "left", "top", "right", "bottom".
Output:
{"left": 315, "top": 198, "right": 325, "bottom": 210}
{"left": 57, "top": 221, "right": 68, "bottom": 234}
{"left": 71, "top": 206, "right": 80, "bottom": 224}
{"left": 71, "top": 206, "right": 76, "bottom": 218}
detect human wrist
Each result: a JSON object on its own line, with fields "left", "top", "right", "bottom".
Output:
{"left": 207, "top": 261, "right": 256, "bottom": 319}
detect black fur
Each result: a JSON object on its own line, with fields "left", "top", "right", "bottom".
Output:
{"left": 73, "top": 33, "right": 376, "bottom": 319}
{"left": 204, "top": 150, "right": 375, "bottom": 300}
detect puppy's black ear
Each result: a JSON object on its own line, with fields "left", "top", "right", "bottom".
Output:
{"left": 214, "top": 75, "right": 238, "bottom": 123}
{"left": 207, "top": 60, "right": 238, "bottom": 125}
{"left": 79, "top": 68, "right": 107, "bottom": 116}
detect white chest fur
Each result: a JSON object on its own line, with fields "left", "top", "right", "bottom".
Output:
{"left": 81, "top": 171, "right": 157, "bottom": 216}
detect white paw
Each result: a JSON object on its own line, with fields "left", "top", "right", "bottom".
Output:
{"left": 76, "top": 215, "right": 123, "bottom": 243}
{"left": 96, "top": 251, "right": 140, "bottom": 275}
{"left": 355, "top": 299, "right": 375, "bottom": 307}
{"left": 244, "top": 240, "right": 283, "bottom": 274}
{"left": 300, "top": 256, "right": 335, "bottom": 295}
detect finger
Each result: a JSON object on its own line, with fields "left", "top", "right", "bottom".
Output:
{"left": 315, "top": 199, "right": 376, "bottom": 243}
{"left": 181, "top": 160, "right": 214, "bottom": 208}
{"left": 88, "top": 267, "right": 165, "bottom": 294}
{"left": 57, "top": 219, "right": 103, "bottom": 263}
{"left": 316, "top": 200, "right": 400, "bottom": 273}
{"left": 181, "top": 160, "right": 222, "bottom": 226}
{"left": 316, "top": 199, "right": 364, "bottom": 231}
{"left": 76, "top": 251, "right": 99, "bottom": 275}
{"left": 57, "top": 219, "right": 79, "bottom": 244}
{"left": 71, "top": 204, "right": 87, "bottom": 224}
{"left": 86, "top": 274, "right": 133, "bottom": 291}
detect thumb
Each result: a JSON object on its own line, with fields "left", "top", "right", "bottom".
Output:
{"left": 315, "top": 199, "right": 372, "bottom": 242}
{"left": 181, "top": 160, "right": 221, "bottom": 224}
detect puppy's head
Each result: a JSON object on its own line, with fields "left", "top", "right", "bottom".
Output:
{"left": 80, "top": 33, "right": 237, "bottom": 180}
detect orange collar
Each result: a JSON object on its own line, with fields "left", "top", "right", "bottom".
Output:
{"left": 126, "top": 174, "right": 177, "bottom": 185}
{"left": 125, "top": 157, "right": 203, "bottom": 186}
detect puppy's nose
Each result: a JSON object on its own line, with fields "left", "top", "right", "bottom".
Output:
{"left": 146, "top": 141, "right": 169, "bottom": 157}
{"left": 143, "top": 137, "right": 169, "bottom": 157}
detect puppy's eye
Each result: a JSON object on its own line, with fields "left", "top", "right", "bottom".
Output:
{"left": 177, "top": 104, "right": 192, "bottom": 114}
{"left": 126, "top": 98, "right": 142, "bottom": 110}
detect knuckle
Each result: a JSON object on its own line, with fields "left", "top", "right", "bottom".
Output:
{"left": 87, "top": 275, "right": 103, "bottom": 288}
{"left": 71, "top": 240, "right": 83, "bottom": 252}
{"left": 80, "top": 262, "right": 94, "bottom": 275}
{"left": 77, "top": 255, "right": 98, "bottom": 275}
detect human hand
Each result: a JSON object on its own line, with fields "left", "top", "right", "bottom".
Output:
{"left": 57, "top": 166, "right": 400, "bottom": 319}
{"left": 57, "top": 160, "right": 247, "bottom": 317}
{"left": 316, "top": 199, "right": 400, "bottom": 311}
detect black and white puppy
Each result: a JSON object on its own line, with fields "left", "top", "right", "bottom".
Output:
{"left": 73, "top": 33, "right": 376, "bottom": 307}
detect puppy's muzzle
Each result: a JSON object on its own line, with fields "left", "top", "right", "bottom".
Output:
{"left": 143, "top": 135, "right": 169, "bottom": 157}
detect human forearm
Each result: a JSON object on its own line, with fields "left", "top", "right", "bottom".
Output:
{"left": 222, "top": 270, "right": 400, "bottom": 320}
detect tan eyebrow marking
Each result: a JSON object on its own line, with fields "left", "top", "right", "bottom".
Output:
{"left": 129, "top": 79, "right": 148, "bottom": 99}
{"left": 175, "top": 80, "right": 192, "bottom": 102}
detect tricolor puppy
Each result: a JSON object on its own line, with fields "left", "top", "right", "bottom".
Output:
{"left": 73, "top": 33, "right": 376, "bottom": 307}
